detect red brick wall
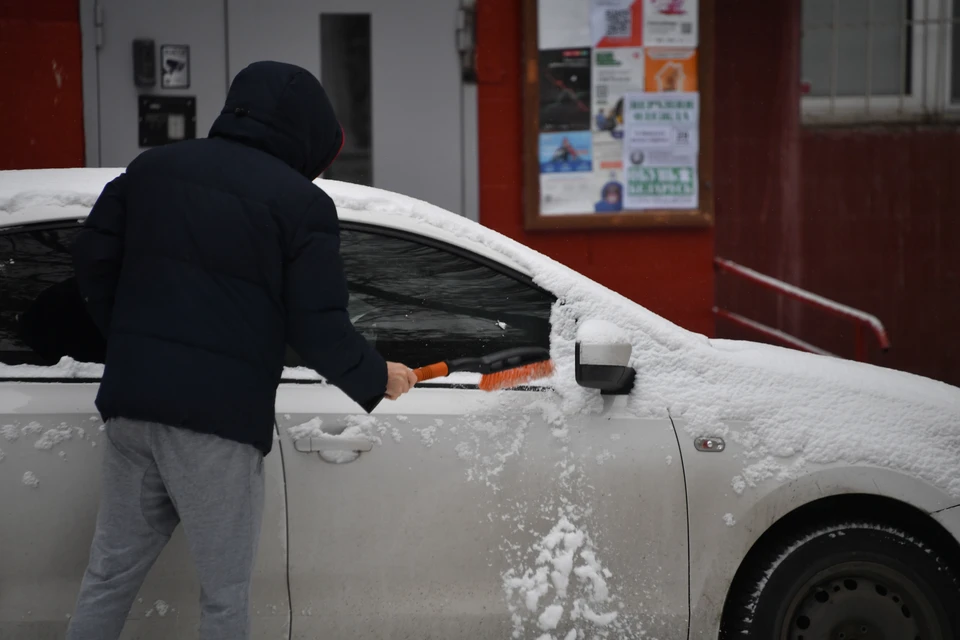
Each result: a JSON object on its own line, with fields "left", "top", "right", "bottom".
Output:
{"left": 475, "top": 0, "right": 715, "bottom": 337}
{"left": 0, "top": 0, "right": 85, "bottom": 170}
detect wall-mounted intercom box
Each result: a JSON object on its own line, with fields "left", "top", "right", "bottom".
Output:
{"left": 133, "top": 38, "right": 156, "bottom": 88}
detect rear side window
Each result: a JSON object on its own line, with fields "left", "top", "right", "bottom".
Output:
{"left": 0, "top": 224, "right": 103, "bottom": 366}
{"left": 1, "top": 223, "right": 554, "bottom": 373}
{"left": 329, "top": 228, "right": 554, "bottom": 368}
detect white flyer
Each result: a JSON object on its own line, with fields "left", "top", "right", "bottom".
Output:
{"left": 539, "top": 0, "right": 591, "bottom": 49}
{"left": 622, "top": 92, "right": 699, "bottom": 209}
{"left": 643, "top": 0, "right": 698, "bottom": 47}
{"left": 591, "top": 47, "right": 645, "bottom": 139}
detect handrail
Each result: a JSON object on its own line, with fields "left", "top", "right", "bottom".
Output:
{"left": 713, "top": 258, "right": 890, "bottom": 361}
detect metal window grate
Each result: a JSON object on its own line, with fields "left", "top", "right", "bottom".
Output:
{"left": 801, "top": 0, "right": 959, "bottom": 123}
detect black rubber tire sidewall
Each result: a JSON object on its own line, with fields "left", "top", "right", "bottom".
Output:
{"left": 726, "top": 522, "right": 960, "bottom": 639}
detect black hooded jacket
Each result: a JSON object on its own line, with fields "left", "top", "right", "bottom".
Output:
{"left": 72, "top": 61, "right": 387, "bottom": 455}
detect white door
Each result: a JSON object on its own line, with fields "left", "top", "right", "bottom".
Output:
{"left": 83, "top": 0, "right": 228, "bottom": 167}
{"left": 276, "top": 224, "right": 689, "bottom": 639}
{"left": 0, "top": 221, "right": 289, "bottom": 639}
{"left": 225, "top": 0, "right": 465, "bottom": 214}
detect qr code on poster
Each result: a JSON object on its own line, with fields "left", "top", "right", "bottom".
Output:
{"left": 604, "top": 9, "right": 631, "bottom": 38}
{"left": 681, "top": 22, "right": 693, "bottom": 34}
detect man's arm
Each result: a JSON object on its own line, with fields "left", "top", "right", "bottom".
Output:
{"left": 284, "top": 194, "right": 389, "bottom": 412}
{"left": 71, "top": 174, "right": 129, "bottom": 336}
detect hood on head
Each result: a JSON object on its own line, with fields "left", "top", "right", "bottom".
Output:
{"left": 209, "top": 61, "right": 343, "bottom": 179}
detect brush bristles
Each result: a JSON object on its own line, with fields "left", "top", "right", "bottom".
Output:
{"left": 478, "top": 360, "right": 555, "bottom": 391}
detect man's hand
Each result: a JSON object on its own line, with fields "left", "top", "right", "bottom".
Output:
{"left": 385, "top": 361, "right": 418, "bottom": 400}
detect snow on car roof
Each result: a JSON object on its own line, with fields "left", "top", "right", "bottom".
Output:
{"left": 2, "top": 168, "right": 960, "bottom": 500}
{"left": 0, "top": 168, "right": 526, "bottom": 274}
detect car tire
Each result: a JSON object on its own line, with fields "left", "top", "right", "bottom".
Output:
{"left": 723, "top": 520, "right": 960, "bottom": 640}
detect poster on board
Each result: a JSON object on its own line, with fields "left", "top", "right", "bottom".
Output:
{"left": 538, "top": 0, "right": 591, "bottom": 49}
{"left": 539, "top": 48, "right": 592, "bottom": 132}
{"left": 592, "top": 47, "right": 645, "bottom": 138}
{"left": 539, "top": 131, "right": 593, "bottom": 173}
{"left": 590, "top": 46, "right": 644, "bottom": 207}
{"left": 540, "top": 174, "right": 596, "bottom": 215}
{"left": 622, "top": 92, "right": 699, "bottom": 209}
{"left": 160, "top": 45, "right": 190, "bottom": 89}
{"left": 645, "top": 48, "right": 698, "bottom": 92}
{"left": 590, "top": 0, "right": 643, "bottom": 48}
{"left": 643, "top": 0, "right": 698, "bottom": 47}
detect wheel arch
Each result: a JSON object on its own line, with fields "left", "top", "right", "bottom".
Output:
{"left": 715, "top": 492, "right": 960, "bottom": 638}
{"left": 685, "top": 462, "right": 960, "bottom": 639}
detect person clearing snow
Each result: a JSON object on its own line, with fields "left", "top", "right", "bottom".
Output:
{"left": 65, "top": 61, "right": 417, "bottom": 640}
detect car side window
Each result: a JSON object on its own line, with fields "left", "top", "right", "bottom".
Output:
{"left": 0, "top": 224, "right": 105, "bottom": 367}
{"left": 287, "top": 227, "right": 555, "bottom": 369}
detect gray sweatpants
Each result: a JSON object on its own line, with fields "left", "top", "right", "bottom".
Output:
{"left": 66, "top": 418, "right": 265, "bottom": 640}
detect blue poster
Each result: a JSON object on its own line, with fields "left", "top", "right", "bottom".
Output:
{"left": 539, "top": 131, "right": 593, "bottom": 173}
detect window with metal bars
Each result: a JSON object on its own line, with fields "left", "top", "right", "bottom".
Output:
{"left": 801, "top": 0, "right": 959, "bottom": 122}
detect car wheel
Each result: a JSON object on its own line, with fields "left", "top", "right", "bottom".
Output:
{"left": 724, "top": 521, "right": 960, "bottom": 640}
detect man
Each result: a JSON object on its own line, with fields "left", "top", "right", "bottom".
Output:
{"left": 66, "top": 61, "right": 417, "bottom": 640}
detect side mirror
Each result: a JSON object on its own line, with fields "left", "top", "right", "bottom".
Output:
{"left": 575, "top": 319, "right": 636, "bottom": 395}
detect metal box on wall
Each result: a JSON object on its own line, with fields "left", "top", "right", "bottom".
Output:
{"left": 138, "top": 95, "right": 196, "bottom": 147}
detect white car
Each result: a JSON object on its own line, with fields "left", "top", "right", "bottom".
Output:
{"left": 1, "top": 169, "right": 960, "bottom": 640}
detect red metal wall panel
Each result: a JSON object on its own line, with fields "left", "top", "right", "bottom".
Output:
{"left": 712, "top": 0, "right": 804, "bottom": 339}
{"left": 0, "top": 0, "right": 84, "bottom": 170}
{"left": 799, "top": 128, "right": 960, "bottom": 385}
{"left": 712, "top": 0, "right": 960, "bottom": 387}
{"left": 476, "top": 0, "right": 715, "bottom": 337}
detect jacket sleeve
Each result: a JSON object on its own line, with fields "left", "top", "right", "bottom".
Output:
{"left": 71, "top": 174, "right": 129, "bottom": 337}
{"left": 284, "top": 194, "right": 387, "bottom": 412}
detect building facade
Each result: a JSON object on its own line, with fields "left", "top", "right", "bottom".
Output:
{"left": 1, "top": 0, "right": 958, "bottom": 385}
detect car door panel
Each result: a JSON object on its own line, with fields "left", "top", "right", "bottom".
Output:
{"left": 276, "top": 223, "right": 688, "bottom": 638}
{"left": 278, "top": 385, "right": 687, "bottom": 639}
{"left": 0, "top": 382, "right": 291, "bottom": 639}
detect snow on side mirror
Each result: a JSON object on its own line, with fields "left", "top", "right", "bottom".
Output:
{"left": 575, "top": 319, "right": 636, "bottom": 395}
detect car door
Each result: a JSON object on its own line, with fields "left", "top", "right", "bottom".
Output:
{"left": 278, "top": 224, "right": 689, "bottom": 639}
{"left": 0, "top": 221, "right": 290, "bottom": 639}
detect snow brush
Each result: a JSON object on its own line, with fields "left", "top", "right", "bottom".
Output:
{"left": 413, "top": 347, "right": 554, "bottom": 391}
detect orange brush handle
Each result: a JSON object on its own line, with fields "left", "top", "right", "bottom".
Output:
{"left": 413, "top": 362, "right": 450, "bottom": 383}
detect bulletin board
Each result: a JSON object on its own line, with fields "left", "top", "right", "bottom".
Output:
{"left": 523, "top": 0, "right": 715, "bottom": 230}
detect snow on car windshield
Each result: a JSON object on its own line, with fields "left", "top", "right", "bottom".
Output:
{"left": 2, "top": 168, "right": 960, "bottom": 501}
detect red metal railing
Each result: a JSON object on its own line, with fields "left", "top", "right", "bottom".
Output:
{"left": 713, "top": 258, "right": 890, "bottom": 361}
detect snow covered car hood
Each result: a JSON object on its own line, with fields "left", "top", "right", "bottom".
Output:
{"left": 2, "top": 168, "right": 960, "bottom": 499}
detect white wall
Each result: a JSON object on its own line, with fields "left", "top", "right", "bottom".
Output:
{"left": 80, "top": 0, "right": 227, "bottom": 168}
{"left": 80, "top": 0, "right": 478, "bottom": 220}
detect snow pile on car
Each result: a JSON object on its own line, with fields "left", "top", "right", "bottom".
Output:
{"left": 1, "top": 169, "right": 959, "bottom": 501}
{"left": 318, "top": 178, "right": 960, "bottom": 500}
{"left": 0, "top": 168, "right": 123, "bottom": 217}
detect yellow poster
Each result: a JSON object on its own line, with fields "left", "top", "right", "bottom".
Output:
{"left": 644, "top": 48, "right": 698, "bottom": 92}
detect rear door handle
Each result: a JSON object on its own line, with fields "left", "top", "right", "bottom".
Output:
{"left": 294, "top": 435, "right": 374, "bottom": 453}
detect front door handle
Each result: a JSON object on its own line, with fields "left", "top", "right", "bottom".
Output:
{"left": 294, "top": 435, "right": 374, "bottom": 453}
